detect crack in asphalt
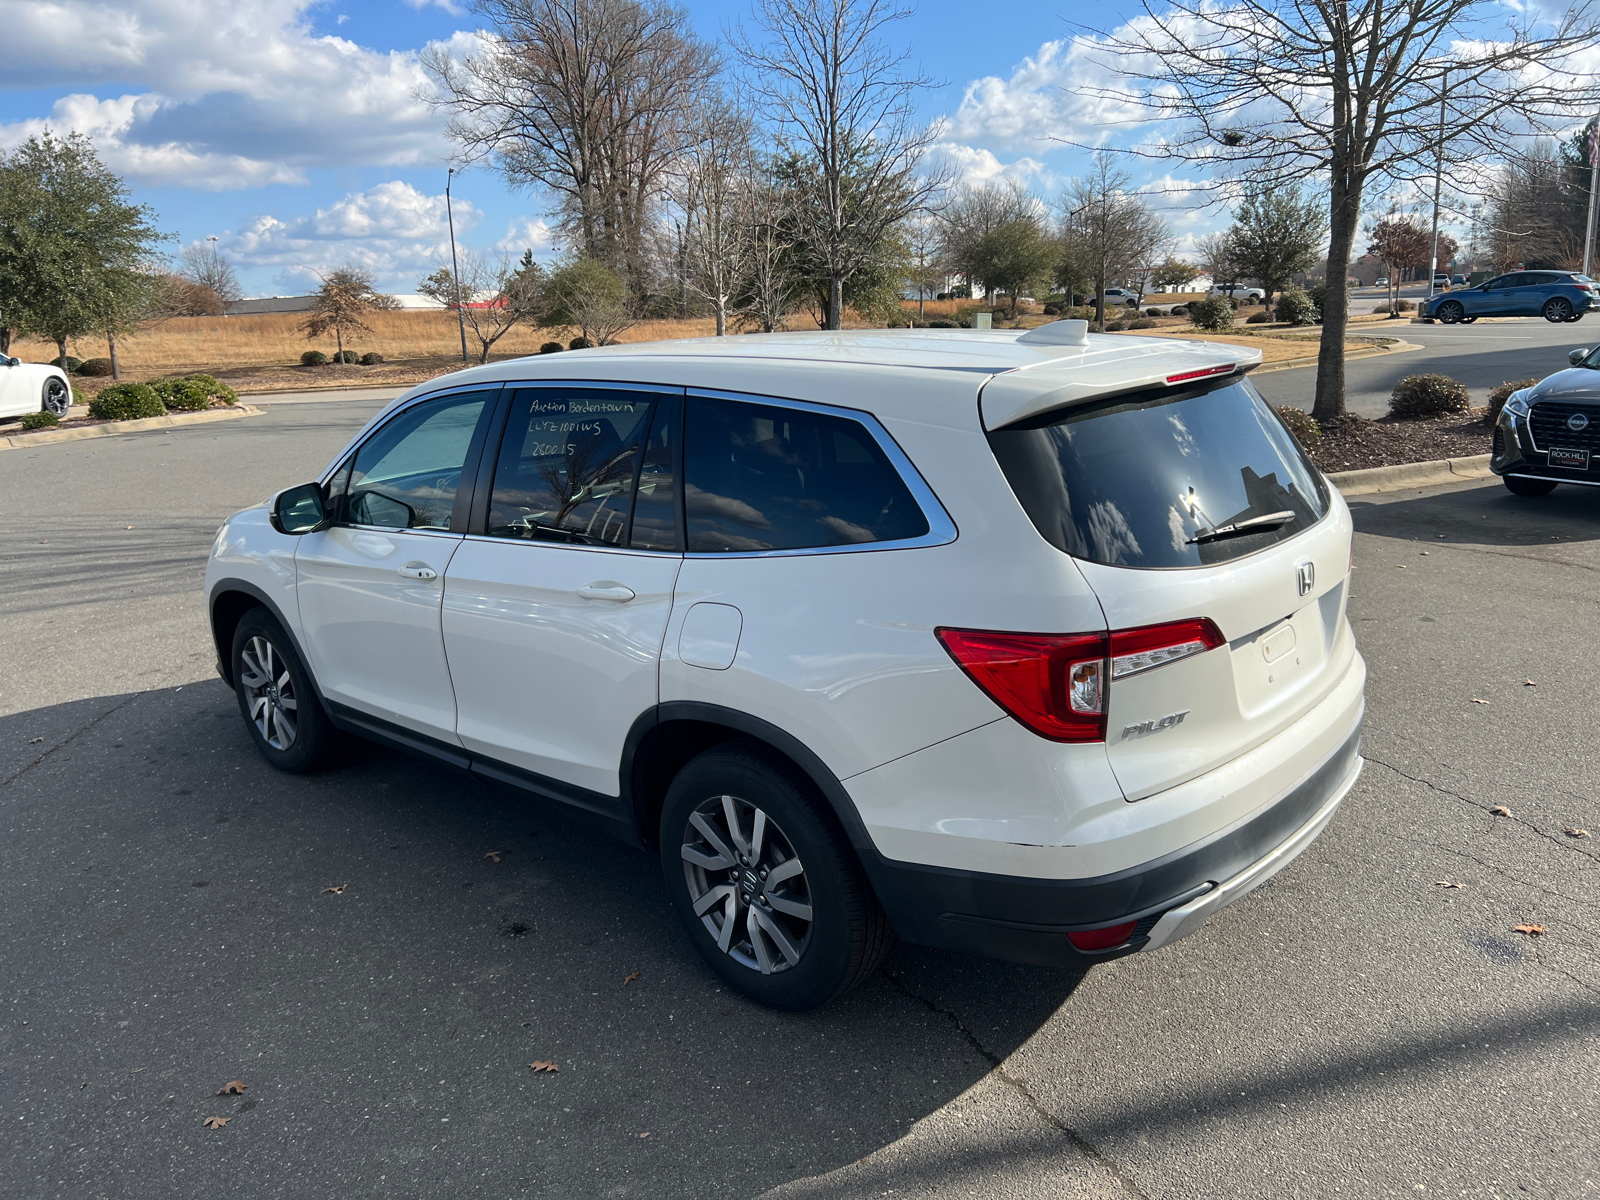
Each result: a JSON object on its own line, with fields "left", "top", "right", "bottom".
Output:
{"left": 1363, "top": 755, "right": 1600, "bottom": 864}
{"left": 883, "top": 970, "right": 1150, "bottom": 1200}
{"left": 1427, "top": 841, "right": 1599, "bottom": 913}
{"left": 1, "top": 695, "right": 140, "bottom": 789}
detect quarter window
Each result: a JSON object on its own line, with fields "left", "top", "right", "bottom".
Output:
{"left": 346, "top": 391, "right": 490, "bottom": 530}
{"left": 486, "top": 388, "right": 658, "bottom": 547}
{"left": 683, "top": 396, "right": 929, "bottom": 553}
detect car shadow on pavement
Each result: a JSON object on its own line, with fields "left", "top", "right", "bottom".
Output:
{"left": 1347, "top": 475, "right": 1600, "bottom": 546}
{"left": 1, "top": 680, "right": 1084, "bottom": 1199}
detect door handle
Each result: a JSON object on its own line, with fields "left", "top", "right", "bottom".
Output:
{"left": 399, "top": 562, "right": 438, "bottom": 581}
{"left": 577, "top": 582, "right": 635, "bottom": 602}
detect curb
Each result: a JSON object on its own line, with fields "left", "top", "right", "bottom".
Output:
{"left": 0, "top": 404, "right": 262, "bottom": 452}
{"left": 1252, "top": 339, "right": 1422, "bottom": 375}
{"left": 1328, "top": 453, "right": 1493, "bottom": 496}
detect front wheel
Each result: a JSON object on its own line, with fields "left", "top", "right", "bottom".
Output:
{"left": 1437, "top": 301, "right": 1465, "bottom": 324}
{"left": 1544, "top": 297, "right": 1574, "bottom": 323}
{"left": 42, "top": 377, "right": 69, "bottom": 417}
{"left": 661, "top": 742, "right": 892, "bottom": 1010}
{"left": 1503, "top": 475, "right": 1558, "bottom": 497}
{"left": 231, "top": 608, "right": 339, "bottom": 772}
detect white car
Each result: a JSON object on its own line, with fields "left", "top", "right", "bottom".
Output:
{"left": 0, "top": 356, "right": 71, "bottom": 422}
{"left": 1099, "top": 288, "right": 1142, "bottom": 306}
{"left": 205, "top": 322, "right": 1365, "bottom": 1009}
{"left": 1209, "top": 285, "right": 1267, "bottom": 302}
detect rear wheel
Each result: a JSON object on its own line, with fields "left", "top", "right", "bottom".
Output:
{"left": 1437, "top": 301, "right": 1465, "bottom": 324}
{"left": 231, "top": 608, "right": 339, "bottom": 772}
{"left": 660, "top": 741, "right": 892, "bottom": 1010}
{"left": 1544, "top": 297, "right": 1574, "bottom": 323}
{"left": 41, "top": 377, "right": 69, "bottom": 417}
{"left": 1503, "top": 475, "right": 1558, "bottom": 497}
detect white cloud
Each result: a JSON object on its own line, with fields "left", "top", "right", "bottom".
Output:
{"left": 405, "top": 0, "right": 466, "bottom": 13}
{"left": 494, "top": 217, "right": 556, "bottom": 256}
{"left": 212, "top": 181, "right": 481, "bottom": 291}
{"left": 0, "top": 2, "right": 470, "bottom": 189}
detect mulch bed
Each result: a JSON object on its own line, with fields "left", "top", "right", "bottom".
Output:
{"left": 1308, "top": 411, "right": 1493, "bottom": 473}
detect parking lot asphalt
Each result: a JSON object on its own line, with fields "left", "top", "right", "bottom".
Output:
{"left": 3, "top": 400, "right": 1597, "bottom": 1199}
{"left": 1257, "top": 312, "right": 1592, "bottom": 420}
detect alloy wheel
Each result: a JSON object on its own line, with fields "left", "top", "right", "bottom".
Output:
{"left": 1438, "top": 301, "right": 1464, "bottom": 324}
{"left": 239, "top": 635, "right": 298, "bottom": 750}
{"left": 680, "top": 794, "right": 813, "bottom": 975}
{"left": 1544, "top": 298, "right": 1573, "bottom": 323}
{"left": 43, "top": 378, "right": 69, "bottom": 417}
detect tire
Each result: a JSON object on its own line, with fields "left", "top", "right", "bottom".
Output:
{"left": 1565, "top": 313, "right": 1584, "bottom": 323}
{"left": 660, "top": 741, "right": 892, "bottom": 1010}
{"left": 231, "top": 608, "right": 339, "bottom": 772}
{"left": 1543, "top": 297, "right": 1574, "bottom": 323}
{"left": 41, "top": 376, "right": 69, "bottom": 417}
{"left": 1503, "top": 474, "right": 1558, "bottom": 497}
{"left": 1437, "top": 301, "right": 1464, "bottom": 324}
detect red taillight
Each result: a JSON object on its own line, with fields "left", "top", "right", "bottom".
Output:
{"left": 1109, "top": 617, "right": 1225, "bottom": 680}
{"left": 935, "top": 629, "right": 1109, "bottom": 742}
{"left": 1067, "top": 921, "right": 1138, "bottom": 951}
{"left": 937, "top": 618, "right": 1226, "bottom": 743}
{"left": 1166, "top": 363, "right": 1236, "bottom": 385}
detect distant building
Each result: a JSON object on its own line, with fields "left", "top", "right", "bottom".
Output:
{"left": 223, "top": 292, "right": 447, "bottom": 316}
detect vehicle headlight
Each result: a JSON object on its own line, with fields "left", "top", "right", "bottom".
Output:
{"left": 1504, "top": 392, "right": 1531, "bottom": 417}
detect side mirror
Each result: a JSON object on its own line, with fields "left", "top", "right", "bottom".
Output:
{"left": 1572, "top": 348, "right": 1592, "bottom": 367}
{"left": 1, "top": 356, "right": 16, "bottom": 367}
{"left": 271, "top": 482, "right": 330, "bottom": 534}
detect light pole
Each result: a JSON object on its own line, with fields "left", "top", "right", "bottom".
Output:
{"left": 1584, "top": 119, "right": 1600, "bottom": 279}
{"left": 1426, "top": 72, "right": 1447, "bottom": 299}
{"left": 445, "top": 168, "right": 469, "bottom": 364}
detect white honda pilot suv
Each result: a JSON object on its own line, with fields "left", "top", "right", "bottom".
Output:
{"left": 206, "top": 321, "right": 1364, "bottom": 1009}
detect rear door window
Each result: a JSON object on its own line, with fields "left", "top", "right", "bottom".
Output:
{"left": 486, "top": 387, "right": 661, "bottom": 547}
{"left": 987, "top": 376, "right": 1328, "bottom": 569}
{"left": 684, "top": 396, "right": 929, "bottom": 553}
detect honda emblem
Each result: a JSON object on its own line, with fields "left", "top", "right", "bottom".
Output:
{"left": 1296, "top": 561, "right": 1315, "bottom": 597}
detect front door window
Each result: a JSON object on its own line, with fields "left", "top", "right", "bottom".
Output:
{"left": 346, "top": 392, "right": 489, "bottom": 530}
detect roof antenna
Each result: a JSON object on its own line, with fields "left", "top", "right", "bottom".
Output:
{"left": 1017, "top": 319, "right": 1090, "bottom": 349}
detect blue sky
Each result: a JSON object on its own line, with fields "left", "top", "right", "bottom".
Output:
{"left": 15, "top": 0, "right": 1569, "bottom": 297}
{"left": 0, "top": 0, "right": 1166, "bottom": 296}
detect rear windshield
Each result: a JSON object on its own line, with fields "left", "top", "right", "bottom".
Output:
{"left": 987, "top": 377, "right": 1328, "bottom": 569}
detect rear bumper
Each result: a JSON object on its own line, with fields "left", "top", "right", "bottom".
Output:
{"left": 861, "top": 724, "right": 1362, "bottom": 968}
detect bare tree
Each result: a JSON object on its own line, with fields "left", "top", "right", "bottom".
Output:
{"left": 905, "top": 212, "right": 942, "bottom": 321}
{"left": 1194, "top": 231, "right": 1237, "bottom": 294}
{"left": 423, "top": 0, "right": 720, "bottom": 293}
{"left": 1078, "top": 0, "right": 1600, "bottom": 420}
{"left": 419, "top": 249, "right": 546, "bottom": 362}
{"left": 1366, "top": 211, "right": 1431, "bottom": 314}
{"left": 734, "top": 0, "right": 944, "bottom": 329}
{"left": 301, "top": 265, "right": 394, "bottom": 362}
{"left": 1486, "top": 144, "right": 1586, "bottom": 272}
{"left": 674, "top": 98, "right": 755, "bottom": 336}
{"left": 179, "top": 242, "right": 241, "bottom": 305}
{"left": 1059, "top": 154, "right": 1169, "bottom": 321}
{"left": 733, "top": 164, "right": 798, "bottom": 332}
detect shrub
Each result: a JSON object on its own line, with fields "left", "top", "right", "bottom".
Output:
{"left": 50, "top": 355, "right": 83, "bottom": 372}
{"left": 927, "top": 320, "right": 956, "bottom": 329}
{"left": 76, "top": 357, "right": 114, "bottom": 377}
{"left": 1187, "top": 296, "right": 1235, "bottom": 331}
{"left": 1486, "top": 377, "right": 1540, "bottom": 425}
{"left": 157, "top": 373, "right": 238, "bottom": 410}
{"left": 1245, "top": 311, "right": 1272, "bottom": 324}
{"left": 21, "top": 410, "right": 59, "bottom": 430}
{"left": 300, "top": 350, "right": 328, "bottom": 366}
{"left": 1042, "top": 305, "right": 1059, "bottom": 316}
{"left": 1145, "top": 308, "right": 1163, "bottom": 318}
{"left": 1276, "top": 405, "right": 1321, "bottom": 447}
{"left": 1129, "top": 318, "right": 1158, "bottom": 329}
{"left": 569, "top": 336, "right": 593, "bottom": 350}
{"left": 1106, "top": 320, "right": 1129, "bottom": 332}
{"left": 539, "top": 341, "right": 565, "bottom": 354}
{"left": 359, "top": 352, "right": 384, "bottom": 365}
{"left": 1170, "top": 304, "right": 1188, "bottom": 317}
{"left": 1389, "top": 373, "right": 1471, "bottom": 419}
{"left": 89, "top": 382, "right": 164, "bottom": 420}
{"left": 330, "top": 349, "right": 359, "bottom": 364}
{"left": 1275, "top": 289, "right": 1318, "bottom": 326}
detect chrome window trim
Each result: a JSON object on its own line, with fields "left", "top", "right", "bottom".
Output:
{"left": 318, "top": 381, "right": 505, "bottom": 487}
{"left": 682, "top": 386, "right": 958, "bottom": 558}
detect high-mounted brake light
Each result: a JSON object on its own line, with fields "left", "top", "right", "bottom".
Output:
{"left": 1166, "top": 363, "right": 1237, "bottom": 385}
{"left": 937, "top": 617, "right": 1227, "bottom": 744}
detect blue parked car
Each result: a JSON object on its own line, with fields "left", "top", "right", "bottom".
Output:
{"left": 1422, "top": 270, "right": 1596, "bottom": 324}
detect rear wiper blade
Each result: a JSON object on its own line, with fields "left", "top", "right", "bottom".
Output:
{"left": 1186, "top": 510, "right": 1296, "bottom": 545}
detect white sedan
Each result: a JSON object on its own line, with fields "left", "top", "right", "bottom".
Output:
{"left": 0, "top": 356, "right": 72, "bottom": 422}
